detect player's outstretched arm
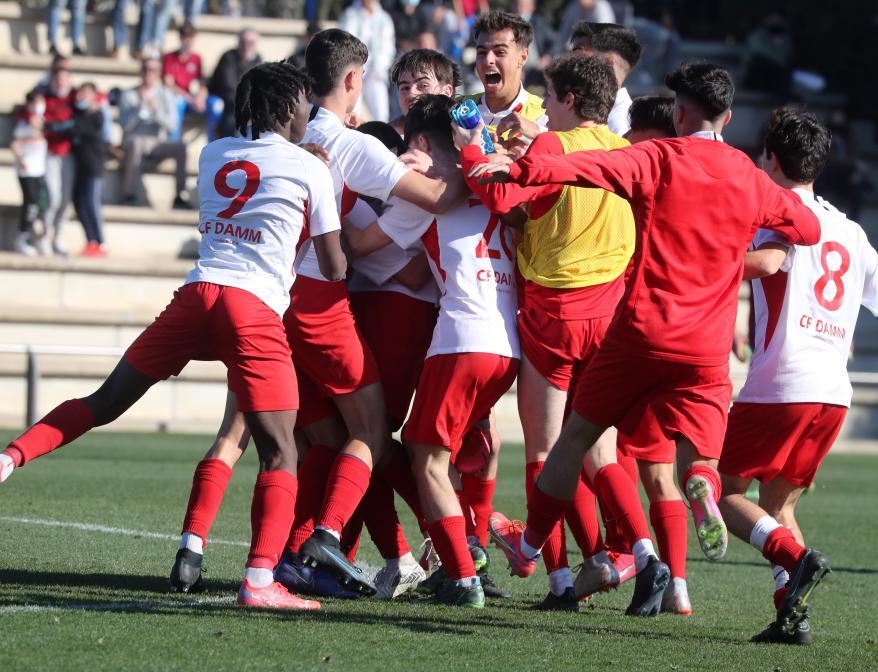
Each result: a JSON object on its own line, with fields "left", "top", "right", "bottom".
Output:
{"left": 312, "top": 231, "right": 347, "bottom": 281}
{"left": 390, "top": 167, "right": 468, "bottom": 215}
{"left": 756, "top": 172, "right": 821, "bottom": 246}
{"left": 743, "top": 243, "right": 789, "bottom": 280}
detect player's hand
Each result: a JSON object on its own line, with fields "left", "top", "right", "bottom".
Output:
{"left": 398, "top": 147, "right": 433, "bottom": 174}
{"left": 451, "top": 120, "right": 485, "bottom": 151}
{"left": 496, "top": 113, "right": 540, "bottom": 144}
{"left": 299, "top": 143, "right": 330, "bottom": 165}
{"left": 467, "top": 159, "right": 513, "bottom": 182}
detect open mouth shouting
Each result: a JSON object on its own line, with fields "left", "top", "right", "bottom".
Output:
{"left": 484, "top": 70, "right": 503, "bottom": 90}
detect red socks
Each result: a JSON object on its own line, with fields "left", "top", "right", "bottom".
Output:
{"left": 7, "top": 399, "right": 94, "bottom": 465}
{"left": 317, "top": 454, "right": 372, "bottom": 534}
{"left": 456, "top": 488, "right": 476, "bottom": 538}
{"left": 593, "top": 463, "right": 651, "bottom": 545}
{"left": 181, "top": 458, "right": 233, "bottom": 540}
{"left": 762, "top": 527, "right": 806, "bottom": 572}
{"left": 361, "top": 477, "right": 410, "bottom": 560}
{"left": 380, "top": 443, "right": 425, "bottom": 524}
{"left": 426, "top": 516, "right": 475, "bottom": 581}
{"left": 565, "top": 469, "right": 604, "bottom": 558}
{"left": 286, "top": 443, "right": 337, "bottom": 553}
{"left": 524, "top": 480, "right": 568, "bottom": 551}
{"left": 525, "top": 462, "right": 567, "bottom": 572}
{"left": 684, "top": 464, "right": 722, "bottom": 500}
{"left": 649, "top": 499, "right": 688, "bottom": 579}
{"left": 461, "top": 474, "right": 495, "bottom": 548}
{"left": 247, "top": 470, "right": 298, "bottom": 569}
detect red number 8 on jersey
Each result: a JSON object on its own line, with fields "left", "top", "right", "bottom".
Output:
{"left": 214, "top": 160, "right": 261, "bottom": 219}
{"left": 814, "top": 241, "right": 850, "bottom": 311}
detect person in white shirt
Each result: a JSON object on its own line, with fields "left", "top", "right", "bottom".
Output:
{"left": 342, "top": 95, "right": 520, "bottom": 607}
{"left": 0, "top": 62, "right": 347, "bottom": 612}
{"left": 11, "top": 91, "right": 48, "bottom": 256}
{"left": 569, "top": 22, "right": 642, "bottom": 136}
{"left": 719, "top": 108, "right": 866, "bottom": 645}
{"left": 339, "top": 0, "right": 396, "bottom": 121}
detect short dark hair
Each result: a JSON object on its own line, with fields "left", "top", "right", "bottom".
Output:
{"left": 404, "top": 94, "right": 456, "bottom": 154}
{"left": 473, "top": 10, "right": 533, "bottom": 48}
{"left": 25, "top": 89, "right": 44, "bottom": 104}
{"left": 665, "top": 63, "right": 734, "bottom": 120}
{"left": 78, "top": 81, "right": 98, "bottom": 94}
{"left": 763, "top": 106, "right": 831, "bottom": 184}
{"left": 179, "top": 21, "right": 197, "bottom": 38}
{"left": 357, "top": 120, "right": 408, "bottom": 156}
{"left": 544, "top": 54, "right": 617, "bottom": 124}
{"left": 305, "top": 29, "right": 368, "bottom": 97}
{"left": 390, "top": 49, "right": 462, "bottom": 90}
{"left": 628, "top": 95, "right": 676, "bottom": 137}
{"left": 587, "top": 24, "right": 642, "bottom": 69}
{"left": 235, "top": 61, "right": 312, "bottom": 139}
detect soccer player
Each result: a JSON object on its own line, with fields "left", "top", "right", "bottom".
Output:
{"left": 469, "top": 62, "right": 821, "bottom": 617}
{"left": 389, "top": 48, "right": 461, "bottom": 135}
{"left": 342, "top": 94, "right": 520, "bottom": 607}
{"left": 0, "top": 62, "right": 346, "bottom": 610}
{"left": 458, "top": 54, "right": 635, "bottom": 611}
{"left": 287, "top": 29, "right": 466, "bottom": 592}
{"left": 624, "top": 95, "right": 676, "bottom": 144}
{"left": 569, "top": 22, "right": 641, "bottom": 136}
{"left": 719, "top": 107, "right": 871, "bottom": 644}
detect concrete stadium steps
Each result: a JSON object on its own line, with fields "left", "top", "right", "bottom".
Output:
{"left": 0, "top": 1, "right": 306, "bottom": 74}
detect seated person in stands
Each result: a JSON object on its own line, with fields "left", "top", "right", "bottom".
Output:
{"left": 207, "top": 29, "right": 262, "bottom": 139}
{"left": 118, "top": 57, "right": 190, "bottom": 209}
{"left": 162, "top": 22, "right": 208, "bottom": 141}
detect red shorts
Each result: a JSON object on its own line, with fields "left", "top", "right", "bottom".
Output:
{"left": 294, "top": 364, "right": 335, "bottom": 428}
{"left": 572, "top": 341, "right": 732, "bottom": 460}
{"left": 350, "top": 290, "right": 438, "bottom": 431}
{"left": 403, "top": 353, "right": 518, "bottom": 457}
{"left": 617, "top": 407, "right": 677, "bottom": 463}
{"left": 125, "top": 282, "right": 297, "bottom": 413}
{"left": 283, "top": 276, "right": 380, "bottom": 397}
{"left": 719, "top": 402, "right": 846, "bottom": 487}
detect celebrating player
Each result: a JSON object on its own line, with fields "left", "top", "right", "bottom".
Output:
{"left": 469, "top": 62, "right": 822, "bottom": 618}
{"left": 718, "top": 107, "right": 875, "bottom": 644}
{"left": 389, "top": 48, "right": 462, "bottom": 135}
{"left": 0, "top": 62, "right": 346, "bottom": 610}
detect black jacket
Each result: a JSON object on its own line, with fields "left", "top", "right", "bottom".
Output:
{"left": 71, "top": 108, "right": 106, "bottom": 178}
{"left": 208, "top": 48, "right": 263, "bottom": 105}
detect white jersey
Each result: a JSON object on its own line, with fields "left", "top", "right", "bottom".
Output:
{"left": 608, "top": 87, "right": 632, "bottom": 137}
{"left": 345, "top": 198, "right": 440, "bottom": 304}
{"left": 474, "top": 85, "right": 549, "bottom": 133}
{"left": 738, "top": 188, "right": 878, "bottom": 407}
{"left": 187, "top": 131, "right": 340, "bottom": 317}
{"left": 13, "top": 120, "right": 47, "bottom": 177}
{"left": 378, "top": 195, "right": 520, "bottom": 359}
{"left": 296, "top": 106, "right": 409, "bottom": 280}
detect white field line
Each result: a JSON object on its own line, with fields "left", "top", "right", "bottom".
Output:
{"left": 0, "top": 516, "right": 249, "bottom": 547}
{"left": 0, "top": 596, "right": 236, "bottom": 615}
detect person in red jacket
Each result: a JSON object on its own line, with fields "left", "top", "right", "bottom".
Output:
{"left": 473, "top": 62, "right": 822, "bottom": 621}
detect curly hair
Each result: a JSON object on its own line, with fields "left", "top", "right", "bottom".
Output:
{"left": 235, "top": 61, "right": 312, "bottom": 139}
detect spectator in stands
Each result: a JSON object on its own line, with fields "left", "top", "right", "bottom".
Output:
{"left": 558, "top": 0, "right": 615, "bottom": 50}
{"left": 339, "top": 0, "right": 396, "bottom": 121}
{"left": 118, "top": 57, "right": 189, "bottom": 208}
{"left": 389, "top": 0, "right": 431, "bottom": 54}
{"left": 10, "top": 91, "right": 48, "bottom": 256}
{"left": 163, "top": 22, "right": 207, "bottom": 141}
{"left": 742, "top": 13, "right": 794, "bottom": 96}
{"left": 70, "top": 83, "right": 108, "bottom": 256}
{"left": 40, "top": 60, "right": 77, "bottom": 257}
{"left": 110, "top": 0, "right": 180, "bottom": 59}
{"left": 47, "top": 0, "right": 87, "bottom": 56}
{"left": 207, "top": 28, "right": 262, "bottom": 138}
{"left": 516, "top": 0, "right": 557, "bottom": 87}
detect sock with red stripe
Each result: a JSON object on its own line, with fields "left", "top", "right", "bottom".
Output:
{"left": 525, "top": 462, "right": 567, "bottom": 572}
{"left": 317, "top": 453, "right": 372, "bottom": 535}
{"left": 461, "top": 474, "right": 495, "bottom": 548}
{"left": 361, "top": 477, "right": 410, "bottom": 559}
{"left": 565, "top": 470, "right": 604, "bottom": 558}
{"left": 286, "top": 443, "right": 337, "bottom": 554}
{"left": 684, "top": 464, "right": 723, "bottom": 500}
{"left": 425, "top": 516, "right": 476, "bottom": 581}
{"left": 524, "top": 481, "right": 568, "bottom": 553}
{"left": 649, "top": 499, "right": 688, "bottom": 579}
{"left": 247, "top": 470, "right": 298, "bottom": 569}
{"left": 6, "top": 399, "right": 95, "bottom": 465}
{"left": 760, "top": 525, "right": 806, "bottom": 572}
{"left": 593, "top": 463, "right": 652, "bottom": 547}
{"left": 181, "top": 458, "right": 233, "bottom": 542}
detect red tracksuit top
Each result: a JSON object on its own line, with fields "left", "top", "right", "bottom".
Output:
{"left": 506, "top": 135, "right": 822, "bottom": 366}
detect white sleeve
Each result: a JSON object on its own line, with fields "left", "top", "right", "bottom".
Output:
{"left": 306, "top": 158, "right": 341, "bottom": 237}
{"left": 859, "top": 231, "right": 878, "bottom": 316}
{"left": 340, "top": 133, "right": 410, "bottom": 202}
{"left": 377, "top": 196, "right": 434, "bottom": 251}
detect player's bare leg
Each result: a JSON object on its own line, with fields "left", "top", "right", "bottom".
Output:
{"left": 410, "top": 442, "right": 484, "bottom": 608}
{"left": 171, "top": 390, "right": 250, "bottom": 593}
{"left": 639, "top": 460, "right": 690, "bottom": 615}
{"left": 2, "top": 358, "right": 157, "bottom": 482}
{"left": 676, "top": 437, "right": 728, "bottom": 560}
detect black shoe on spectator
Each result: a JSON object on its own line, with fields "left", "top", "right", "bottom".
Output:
{"left": 73, "top": 46, "right": 86, "bottom": 56}
{"left": 123, "top": 194, "right": 139, "bottom": 207}
{"left": 173, "top": 195, "right": 193, "bottom": 210}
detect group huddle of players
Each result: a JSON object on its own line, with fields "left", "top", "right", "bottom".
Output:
{"left": 2, "top": 10, "right": 876, "bottom": 648}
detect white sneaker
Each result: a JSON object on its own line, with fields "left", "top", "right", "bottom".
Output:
{"left": 573, "top": 550, "right": 620, "bottom": 600}
{"left": 34, "top": 234, "right": 52, "bottom": 256}
{"left": 374, "top": 554, "right": 426, "bottom": 600}
{"left": 52, "top": 238, "right": 68, "bottom": 258}
{"left": 0, "top": 454, "right": 14, "bottom": 483}
{"left": 661, "top": 576, "right": 692, "bottom": 615}
{"left": 418, "top": 537, "right": 442, "bottom": 576}
{"left": 14, "top": 232, "right": 37, "bottom": 256}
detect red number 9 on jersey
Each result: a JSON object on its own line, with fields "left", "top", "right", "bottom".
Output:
{"left": 214, "top": 160, "right": 261, "bottom": 219}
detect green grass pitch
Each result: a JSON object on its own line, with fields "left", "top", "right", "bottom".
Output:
{"left": 0, "top": 430, "right": 876, "bottom": 671}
